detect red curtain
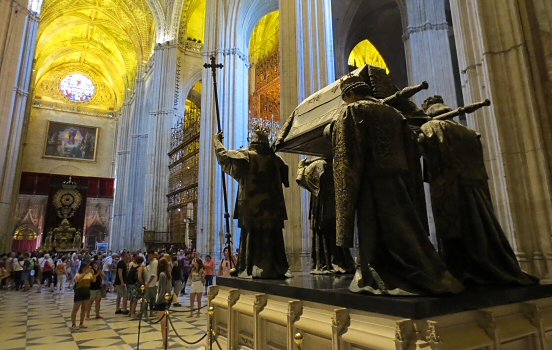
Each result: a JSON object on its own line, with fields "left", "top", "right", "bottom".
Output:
{"left": 12, "top": 239, "right": 38, "bottom": 253}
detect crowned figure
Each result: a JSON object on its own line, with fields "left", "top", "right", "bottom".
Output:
{"left": 214, "top": 127, "right": 291, "bottom": 279}
{"left": 326, "top": 75, "right": 464, "bottom": 295}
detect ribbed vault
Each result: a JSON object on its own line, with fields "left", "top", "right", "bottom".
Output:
{"left": 34, "top": 0, "right": 156, "bottom": 110}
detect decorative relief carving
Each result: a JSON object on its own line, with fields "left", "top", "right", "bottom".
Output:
{"left": 394, "top": 319, "right": 414, "bottom": 350}
{"left": 32, "top": 100, "right": 116, "bottom": 118}
{"left": 287, "top": 300, "right": 302, "bottom": 323}
{"left": 238, "top": 333, "right": 254, "bottom": 348}
{"left": 203, "top": 48, "right": 250, "bottom": 67}
{"left": 331, "top": 308, "right": 350, "bottom": 331}
{"left": 425, "top": 320, "right": 442, "bottom": 347}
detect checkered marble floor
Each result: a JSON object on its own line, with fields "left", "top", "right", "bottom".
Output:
{"left": 0, "top": 286, "right": 209, "bottom": 350}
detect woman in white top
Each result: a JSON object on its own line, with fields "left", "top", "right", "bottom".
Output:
{"left": 188, "top": 258, "right": 204, "bottom": 318}
{"left": 13, "top": 256, "right": 23, "bottom": 290}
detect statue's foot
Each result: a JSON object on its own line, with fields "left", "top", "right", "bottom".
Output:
{"left": 284, "top": 269, "right": 294, "bottom": 278}
{"left": 237, "top": 270, "right": 253, "bottom": 279}
{"left": 252, "top": 266, "right": 264, "bottom": 278}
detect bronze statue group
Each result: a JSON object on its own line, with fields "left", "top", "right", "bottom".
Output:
{"left": 214, "top": 65, "right": 538, "bottom": 296}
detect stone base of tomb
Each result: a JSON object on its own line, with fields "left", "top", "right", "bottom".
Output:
{"left": 206, "top": 273, "right": 552, "bottom": 349}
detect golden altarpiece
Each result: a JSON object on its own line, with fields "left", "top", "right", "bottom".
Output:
{"left": 248, "top": 43, "right": 281, "bottom": 140}
{"left": 168, "top": 103, "right": 200, "bottom": 247}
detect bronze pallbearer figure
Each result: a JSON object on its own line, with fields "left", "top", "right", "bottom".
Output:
{"left": 419, "top": 96, "right": 538, "bottom": 286}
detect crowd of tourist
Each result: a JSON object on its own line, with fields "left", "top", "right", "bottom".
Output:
{"left": 0, "top": 246, "right": 237, "bottom": 348}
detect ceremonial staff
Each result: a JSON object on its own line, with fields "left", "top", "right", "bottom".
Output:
{"left": 204, "top": 56, "right": 235, "bottom": 272}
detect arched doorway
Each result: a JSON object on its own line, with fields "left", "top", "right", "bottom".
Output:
{"left": 348, "top": 39, "right": 389, "bottom": 72}
{"left": 332, "top": 0, "right": 407, "bottom": 87}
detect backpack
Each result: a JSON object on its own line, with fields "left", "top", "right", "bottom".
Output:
{"left": 127, "top": 265, "right": 138, "bottom": 285}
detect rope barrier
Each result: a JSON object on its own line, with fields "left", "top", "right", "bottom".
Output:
{"left": 135, "top": 295, "right": 213, "bottom": 349}
{"left": 167, "top": 304, "right": 208, "bottom": 313}
{"left": 167, "top": 315, "right": 208, "bottom": 345}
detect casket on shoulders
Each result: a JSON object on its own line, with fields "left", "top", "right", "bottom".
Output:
{"left": 274, "top": 65, "right": 398, "bottom": 157}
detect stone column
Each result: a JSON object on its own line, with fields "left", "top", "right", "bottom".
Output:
{"left": 142, "top": 42, "right": 178, "bottom": 242}
{"left": 449, "top": 0, "right": 552, "bottom": 277}
{"left": 110, "top": 96, "right": 132, "bottom": 251}
{"left": 403, "top": 0, "right": 460, "bottom": 108}
{"left": 279, "top": 0, "right": 335, "bottom": 270}
{"left": 197, "top": 0, "right": 248, "bottom": 260}
{"left": 111, "top": 63, "right": 153, "bottom": 252}
{"left": 402, "top": 0, "right": 463, "bottom": 244}
{"left": 0, "top": 0, "right": 40, "bottom": 252}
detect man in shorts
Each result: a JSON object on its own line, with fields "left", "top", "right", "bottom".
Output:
{"left": 144, "top": 251, "right": 158, "bottom": 317}
{"left": 114, "top": 251, "right": 129, "bottom": 314}
{"left": 102, "top": 254, "right": 112, "bottom": 287}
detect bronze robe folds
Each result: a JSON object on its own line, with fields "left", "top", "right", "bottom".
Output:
{"left": 420, "top": 118, "right": 537, "bottom": 286}
{"left": 214, "top": 139, "right": 290, "bottom": 279}
{"left": 296, "top": 158, "right": 355, "bottom": 274}
{"left": 329, "top": 98, "right": 463, "bottom": 295}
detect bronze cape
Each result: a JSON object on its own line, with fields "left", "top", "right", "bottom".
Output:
{"left": 329, "top": 97, "right": 464, "bottom": 295}
{"left": 420, "top": 116, "right": 538, "bottom": 286}
{"left": 214, "top": 138, "right": 290, "bottom": 279}
{"left": 296, "top": 158, "right": 356, "bottom": 274}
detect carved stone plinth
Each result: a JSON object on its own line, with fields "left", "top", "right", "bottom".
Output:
{"left": 211, "top": 274, "right": 552, "bottom": 349}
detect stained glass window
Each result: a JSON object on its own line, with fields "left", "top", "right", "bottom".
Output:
{"left": 60, "top": 74, "right": 95, "bottom": 102}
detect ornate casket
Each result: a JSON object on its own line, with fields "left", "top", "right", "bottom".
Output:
{"left": 274, "top": 65, "right": 400, "bottom": 157}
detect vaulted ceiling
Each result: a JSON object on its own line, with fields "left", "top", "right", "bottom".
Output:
{"left": 249, "top": 10, "right": 279, "bottom": 65}
{"left": 34, "top": 0, "right": 157, "bottom": 110}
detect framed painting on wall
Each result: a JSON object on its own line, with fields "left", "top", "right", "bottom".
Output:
{"left": 43, "top": 121, "right": 99, "bottom": 161}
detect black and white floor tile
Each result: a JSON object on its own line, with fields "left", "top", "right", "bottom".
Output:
{"left": 0, "top": 286, "right": 208, "bottom": 350}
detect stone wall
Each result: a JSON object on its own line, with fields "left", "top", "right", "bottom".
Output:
{"left": 22, "top": 107, "right": 117, "bottom": 178}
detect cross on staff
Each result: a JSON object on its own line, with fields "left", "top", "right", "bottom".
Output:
{"left": 204, "top": 56, "right": 235, "bottom": 272}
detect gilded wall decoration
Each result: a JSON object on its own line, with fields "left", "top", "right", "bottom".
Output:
{"left": 43, "top": 121, "right": 99, "bottom": 161}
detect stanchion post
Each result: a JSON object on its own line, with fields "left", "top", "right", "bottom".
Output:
{"left": 294, "top": 332, "right": 304, "bottom": 350}
{"left": 164, "top": 293, "right": 171, "bottom": 350}
{"left": 208, "top": 306, "right": 215, "bottom": 350}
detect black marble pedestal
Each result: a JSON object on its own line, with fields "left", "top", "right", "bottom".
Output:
{"left": 216, "top": 273, "right": 552, "bottom": 319}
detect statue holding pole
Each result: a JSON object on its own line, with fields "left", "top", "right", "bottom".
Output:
{"left": 214, "top": 127, "right": 292, "bottom": 279}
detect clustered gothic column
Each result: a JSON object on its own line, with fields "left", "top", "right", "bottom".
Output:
{"left": 449, "top": 0, "right": 552, "bottom": 278}
{"left": 142, "top": 42, "right": 178, "bottom": 239}
{"left": 111, "top": 66, "right": 152, "bottom": 252}
{"left": 197, "top": 0, "right": 249, "bottom": 259}
{"left": 403, "top": 0, "right": 460, "bottom": 108}
{"left": 0, "top": 0, "right": 40, "bottom": 252}
{"left": 279, "top": 0, "right": 335, "bottom": 270}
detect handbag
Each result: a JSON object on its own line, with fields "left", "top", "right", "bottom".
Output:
{"left": 100, "top": 283, "right": 107, "bottom": 298}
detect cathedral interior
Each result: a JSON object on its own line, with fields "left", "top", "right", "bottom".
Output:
{"left": 2, "top": 0, "right": 552, "bottom": 347}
